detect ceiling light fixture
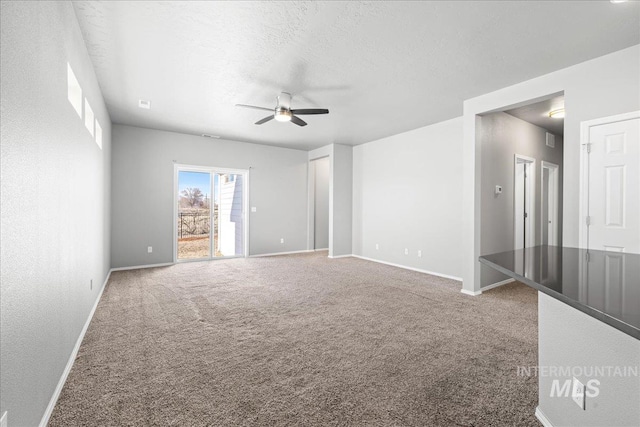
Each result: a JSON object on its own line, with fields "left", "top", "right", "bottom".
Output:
{"left": 138, "top": 99, "right": 151, "bottom": 109}
{"left": 274, "top": 107, "right": 292, "bottom": 122}
{"left": 548, "top": 108, "right": 565, "bottom": 119}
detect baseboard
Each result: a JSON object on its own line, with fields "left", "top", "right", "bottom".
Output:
{"left": 535, "top": 406, "right": 554, "bottom": 427}
{"left": 460, "top": 278, "right": 516, "bottom": 297}
{"left": 328, "top": 254, "right": 353, "bottom": 259}
{"left": 111, "top": 262, "right": 174, "bottom": 272}
{"left": 250, "top": 249, "right": 314, "bottom": 258}
{"left": 314, "top": 248, "right": 329, "bottom": 251}
{"left": 39, "top": 269, "right": 112, "bottom": 427}
{"left": 481, "top": 278, "right": 515, "bottom": 292}
{"left": 351, "top": 254, "right": 462, "bottom": 281}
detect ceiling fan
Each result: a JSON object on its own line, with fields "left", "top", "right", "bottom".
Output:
{"left": 235, "top": 92, "right": 329, "bottom": 127}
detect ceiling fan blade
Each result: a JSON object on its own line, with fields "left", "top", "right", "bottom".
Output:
{"left": 290, "top": 108, "right": 329, "bottom": 115}
{"left": 255, "top": 115, "right": 274, "bottom": 125}
{"left": 236, "top": 104, "right": 273, "bottom": 112}
{"left": 290, "top": 115, "right": 307, "bottom": 127}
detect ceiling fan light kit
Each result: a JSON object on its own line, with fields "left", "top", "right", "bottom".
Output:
{"left": 274, "top": 107, "right": 292, "bottom": 122}
{"left": 236, "top": 92, "right": 329, "bottom": 127}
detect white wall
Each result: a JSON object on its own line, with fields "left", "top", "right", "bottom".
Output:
{"left": 480, "top": 112, "right": 564, "bottom": 287}
{"left": 313, "top": 157, "right": 330, "bottom": 249}
{"left": 352, "top": 117, "right": 464, "bottom": 279}
{"left": 111, "top": 125, "right": 309, "bottom": 267}
{"left": 463, "top": 45, "right": 640, "bottom": 293}
{"left": 0, "top": 2, "right": 111, "bottom": 425}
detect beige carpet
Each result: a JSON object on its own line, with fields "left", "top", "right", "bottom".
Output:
{"left": 49, "top": 252, "right": 538, "bottom": 426}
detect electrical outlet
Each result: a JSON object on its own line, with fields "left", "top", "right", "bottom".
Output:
{"left": 147, "top": 246, "right": 152, "bottom": 253}
{"left": 280, "top": 238, "right": 284, "bottom": 244}
{"left": 404, "top": 248, "right": 409, "bottom": 255}
{"left": 418, "top": 250, "right": 422, "bottom": 258}
{"left": 375, "top": 243, "right": 379, "bottom": 250}
{"left": 572, "top": 377, "right": 586, "bottom": 410}
{"left": 1, "top": 411, "right": 8, "bottom": 427}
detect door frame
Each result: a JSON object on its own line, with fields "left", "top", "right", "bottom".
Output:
{"left": 514, "top": 154, "right": 536, "bottom": 249}
{"left": 541, "top": 161, "right": 560, "bottom": 246}
{"left": 173, "top": 163, "right": 250, "bottom": 263}
{"left": 579, "top": 111, "right": 640, "bottom": 250}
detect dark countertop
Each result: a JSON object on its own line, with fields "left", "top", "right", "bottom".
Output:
{"left": 479, "top": 246, "right": 640, "bottom": 340}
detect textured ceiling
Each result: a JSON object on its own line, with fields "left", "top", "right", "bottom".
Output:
{"left": 506, "top": 95, "right": 565, "bottom": 136}
{"left": 72, "top": 1, "right": 639, "bottom": 150}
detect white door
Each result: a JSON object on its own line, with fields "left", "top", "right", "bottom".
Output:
{"left": 541, "top": 162, "right": 559, "bottom": 246}
{"left": 587, "top": 117, "right": 640, "bottom": 253}
{"left": 514, "top": 155, "right": 535, "bottom": 250}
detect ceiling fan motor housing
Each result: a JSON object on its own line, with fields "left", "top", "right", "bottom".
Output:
{"left": 277, "top": 92, "right": 292, "bottom": 109}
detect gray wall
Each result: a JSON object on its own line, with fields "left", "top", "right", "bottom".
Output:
{"left": 352, "top": 117, "right": 464, "bottom": 279}
{"left": 111, "top": 125, "right": 309, "bottom": 267}
{"left": 480, "top": 112, "right": 564, "bottom": 287}
{"left": 307, "top": 144, "right": 352, "bottom": 257}
{"left": 313, "top": 157, "right": 330, "bottom": 250}
{"left": 538, "top": 292, "right": 640, "bottom": 426}
{"left": 332, "top": 144, "right": 353, "bottom": 257}
{"left": 0, "top": 2, "right": 112, "bottom": 425}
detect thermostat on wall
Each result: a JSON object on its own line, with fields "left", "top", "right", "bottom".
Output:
{"left": 495, "top": 185, "right": 502, "bottom": 195}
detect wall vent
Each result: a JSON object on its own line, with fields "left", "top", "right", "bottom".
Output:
{"left": 546, "top": 132, "right": 555, "bottom": 148}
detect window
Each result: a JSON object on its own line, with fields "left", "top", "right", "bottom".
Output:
{"left": 67, "top": 63, "right": 82, "bottom": 118}
{"left": 95, "top": 121, "right": 103, "bottom": 149}
{"left": 84, "top": 99, "right": 94, "bottom": 137}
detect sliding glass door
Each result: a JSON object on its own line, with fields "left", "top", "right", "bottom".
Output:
{"left": 177, "top": 170, "right": 212, "bottom": 260}
{"left": 175, "top": 166, "right": 247, "bottom": 261}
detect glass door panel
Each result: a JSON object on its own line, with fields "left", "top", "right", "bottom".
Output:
{"left": 215, "top": 173, "right": 244, "bottom": 257}
{"left": 177, "top": 170, "right": 212, "bottom": 260}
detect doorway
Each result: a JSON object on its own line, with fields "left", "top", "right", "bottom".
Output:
{"left": 312, "top": 157, "right": 330, "bottom": 250}
{"left": 541, "top": 161, "right": 559, "bottom": 246}
{"left": 514, "top": 155, "right": 535, "bottom": 250}
{"left": 174, "top": 165, "right": 248, "bottom": 261}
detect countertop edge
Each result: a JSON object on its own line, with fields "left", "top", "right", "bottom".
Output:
{"left": 478, "top": 257, "right": 640, "bottom": 340}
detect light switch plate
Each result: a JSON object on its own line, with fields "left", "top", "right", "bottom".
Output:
{"left": 251, "top": 206, "right": 257, "bottom": 212}
{"left": 572, "top": 377, "right": 586, "bottom": 410}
